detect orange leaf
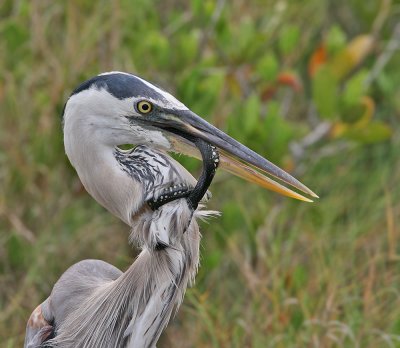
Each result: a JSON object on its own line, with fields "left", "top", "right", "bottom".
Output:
{"left": 331, "top": 35, "right": 374, "bottom": 79}
{"left": 354, "top": 96, "right": 375, "bottom": 127}
{"left": 277, "top": 72, "right": 302, "bottom": 92}
{"left": 331, "top": 122, "right": 348, "bottom": 138}
{"left": 308, "top": 44, "right": 327, "bottom": 77}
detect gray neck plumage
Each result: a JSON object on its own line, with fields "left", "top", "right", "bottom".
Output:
{"left": 48, "top": 201, "right": 201, "bottom": 348}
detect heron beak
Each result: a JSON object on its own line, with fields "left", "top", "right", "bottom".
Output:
{"left": 154, "top": 109, "right": 318, "bottom": 202}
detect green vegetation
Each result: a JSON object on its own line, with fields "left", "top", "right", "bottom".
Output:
{"left": 1, "top": 0, "right": 399, "bottom": 347}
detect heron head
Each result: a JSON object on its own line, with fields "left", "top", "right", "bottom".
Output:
{"left": 63, "top": 71, "right": 317, "bottom": 202}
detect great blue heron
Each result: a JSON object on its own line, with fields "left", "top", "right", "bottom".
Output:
{"left": 24, "top": 72, "right": 316, "bottom": 348}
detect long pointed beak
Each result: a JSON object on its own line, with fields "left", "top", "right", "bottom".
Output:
{"left": 153, "top": 109, "right": 318, "bottom": 202}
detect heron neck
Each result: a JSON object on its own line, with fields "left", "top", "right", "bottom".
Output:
{"left": 111, "top": 216, "right": 200, "bottom": 347}
{"left": 123, "top": 247, "right": 189, "bottom": 347}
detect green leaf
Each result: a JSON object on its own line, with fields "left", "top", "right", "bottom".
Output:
{"left": 342, "top": 69, "right": 368, "bottom": 106}
{"left": 204, "top": 0, "right": 216, "bottom": 17}
{"left": 312, "top": 66, "right": 338, "bottom": 119}
{"left": 377, "top": 72, "right": 395, "bottom": 95}
{"left": 342, "top": 121, "right": 392, "bottom": 144}
{"left": 340, "top": 102, "right": 366, "bottom": 124}
{"left": 243, "top": 94, "right": 260, "bottom": 135}
{"left": 178, "top": 68, "right": 202, "bottom": 105}
{"left": 326, "top": 25, "right": 347, "bottom": 55}
{"left": 293, "top": 265, "right": 308, "bottom": 289}
{"left": 256, "top": 53, "right": 279, "bottom": 82}
{"left": 234, "top": 17, "right": 257, "bottom": 60}
{"left": 202, "top": 250, "right": 222, "bottom": 270}
{"left": 279, "top": 25, "right": 300, "bottom": 55}
{"left": 177, "top": 30, "right": 199, "bottom": 64}
{"left": 290, "top": 309, "right": 304, "bottom": 330}
{"left": 144, "top": 31, "right": 170, "bottom": 68}
{"left": 191, "top": 0, "right": 203, "bottom": 16}
{"left": 197, "top": 71, "right": 226, "bottom": 115}
{"left": 262, "top": 104, "right": 295, "bottom": 164}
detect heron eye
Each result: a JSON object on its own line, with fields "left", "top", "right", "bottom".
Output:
{"left": 136, "top": 100, "right": 153, "bottom": 114}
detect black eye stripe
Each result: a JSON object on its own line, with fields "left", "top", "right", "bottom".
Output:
{"left": 71, "top": 73, "right": 170, "bottom": 102}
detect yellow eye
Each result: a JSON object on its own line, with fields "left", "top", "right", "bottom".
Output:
{"left": 136, "top": 100, "right": 153, "bottom": 114}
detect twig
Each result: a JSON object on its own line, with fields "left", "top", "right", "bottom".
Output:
{"left": 197, "top": 0, "right": 226, "bottom": 61}
{"left": 0, "top": 205, "right": 36, "bottom": 243}
{"left": 365, "top": 22, "right": 400, "bottom": 87}
{"left": 290, "top": 121, "right": 331, "bottom": 162}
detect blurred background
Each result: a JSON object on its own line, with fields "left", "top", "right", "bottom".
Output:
{"left": 1, "top": 0, "right": 399, "bottom": 347}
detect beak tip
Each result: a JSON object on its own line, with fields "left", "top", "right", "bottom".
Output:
{"left": 300, "top": 185, "right": 319, "bottom": 199}
{"left": 296, "top": 195, "right": 313, "bottom": 203}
